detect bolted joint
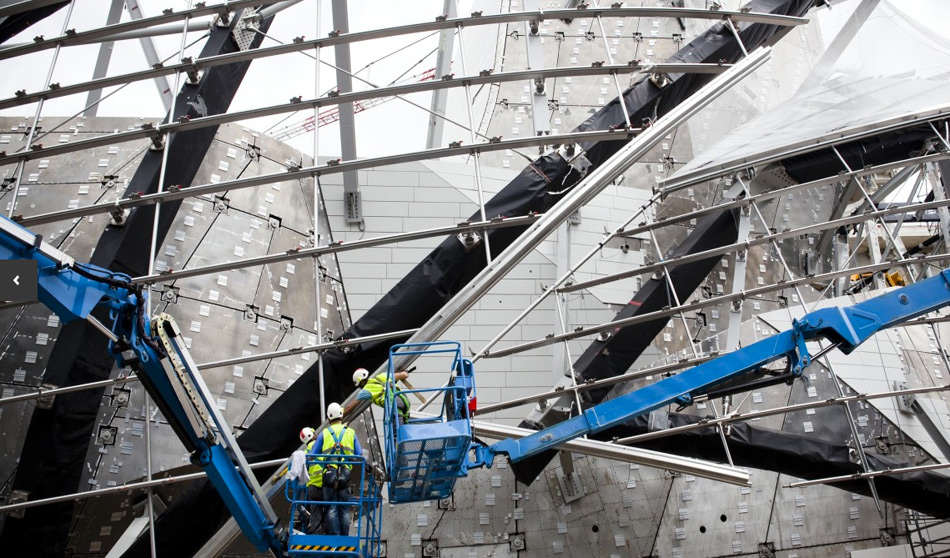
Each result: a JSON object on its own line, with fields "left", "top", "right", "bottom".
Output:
{"left": 457, "top": 231, "right": 482, "bottom": 252}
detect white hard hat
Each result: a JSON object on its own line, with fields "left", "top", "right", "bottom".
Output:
{"left": 299, "top": 427, "right": 315, "bottom": 444}
{"left": 352, "top": 367, "right": 370, "bottom": 386}
{"left": 327, "top": 402, "right": 344, "bottom": 420}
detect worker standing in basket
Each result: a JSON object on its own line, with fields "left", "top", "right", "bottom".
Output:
{"left": 299, "top": 427, "right": 325, "bottom": 535}
{"left": 315, "top": 402, "right": 362, "bottom": 537}
{"left": 346, "top": 367, "right": 412, "bottom": 425}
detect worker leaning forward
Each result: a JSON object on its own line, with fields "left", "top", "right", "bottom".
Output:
{"left": 299, "top": 426, "right": 325, "bottom": 534}
{"left": 346, "top": 367, "right": 412, "bottom": 425}
{"left": 315, "top": 402, "right": 362, "bottom": 537}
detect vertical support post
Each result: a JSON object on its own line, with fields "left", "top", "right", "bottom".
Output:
{"left": 725, "top": 186, "right": 751, "bottom": 352}
{"left": 591, "top": 1, "right": 631, "bottom": 129}
{"left": 833, "top": 227, "right": 850, "bottom": 296}
{"left": 330, "top": 0, "right": 360, "bottom": 224}
{"left": 144, "top": 4, "right": 192, "bottom": 554}
{"left": 455, "top": 2, "right": 492, "bottom": 262}
{"left": 523, "top": 0, "right": 550, "bottom": 135}
{"left": 83, "top": 0, "right": 124, "bottom": 117}
{"left": 144, "top": 391, "right": 157, "bottom": 557}
{"left": 313, "top": 0, "right": 326, "bottom": 424}
{"left": 124, "top": 0, "right": 174, "bottom": 113}
{"left": 425, "top": 0, "right": 457, "bottom": 149}
{"left": 8, "top": 0, "right": 76, "bottom": 217}
{"left": 553, "top": 221, "right": 572, "bottom": 382}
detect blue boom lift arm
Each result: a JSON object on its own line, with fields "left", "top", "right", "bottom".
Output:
{"left": 477, "top": 269, "right": 950, "bottom": 466}
{"left": 0, "top": 215, "right": 285, "bottom": 555}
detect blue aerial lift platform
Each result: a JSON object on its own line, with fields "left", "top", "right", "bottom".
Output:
{"left": 382, "top": 269, "right": 950, "bottom": 495}
{"left": 6, "top": 211, "right": 950, "bottom": 554}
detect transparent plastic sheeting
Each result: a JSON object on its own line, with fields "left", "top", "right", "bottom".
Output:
{"left": 667, "top": 0, "right": 950, "bottom": 189}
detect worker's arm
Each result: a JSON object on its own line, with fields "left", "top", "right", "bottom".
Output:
{"left": 352, "top": 435, "right": 363, "bottom": 457}
{"left": 393, "top": 370, "right": 410, "bottom": 382}
{"left": 344, "top": 389, "right": 371, "bottom": 416}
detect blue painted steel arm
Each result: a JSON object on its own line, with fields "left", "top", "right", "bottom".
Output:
{"left": 0, "top": 214, "right": 134, "bottom": 322}
{"left": 0, "top": 215, "right": 284, "bottom": 555}
{"left": 484, "top": 269, "right": 950, "bottom": 464}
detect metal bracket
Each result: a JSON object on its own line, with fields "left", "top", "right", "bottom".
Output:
{"left": 456, "top": 230, "right": 482, "bottom": 252}
{"left": 895, "top": 381, "right": 916, "bottom": 414}
{"left": 789, "top": 318, "right": 812, "bottom": 376}
{"left": 557, "top": 470, "right": 585, "bottom": 503}
{"left": 36, "top": 383, "right": 58, "bottom": 410}
{"left": 97, "top": 425, "right": 118, "bottom": 446}
{"left": 422, "top": 540, "right": 439, "bottom": 557}
{"left": 8, "top": 490, "right": 28, "bottom": 518}
{"left": 232, "top": 8, "right": 262, "bottom": 51}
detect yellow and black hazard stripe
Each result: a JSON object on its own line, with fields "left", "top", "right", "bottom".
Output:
{"left": 289, "top": 544, "right": 358, "bottom": 552}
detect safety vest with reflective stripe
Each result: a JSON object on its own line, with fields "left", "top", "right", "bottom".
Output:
{"left": 305, "top": 440, "right": 322, "bottom": 487}
{"left": 365, "top": 372, "right": 410, "bottom": 416}
{"left": 320, "top": 423, "right": 357, "bottom": 473}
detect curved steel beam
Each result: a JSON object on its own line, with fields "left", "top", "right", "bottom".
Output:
{"left": 0, "top": 5, "right": 807, "bottom": 62}
{"left": 0, "top": 7, "right": 805, "bottom": 109}
{"left": 485, "top": 250, "right": 950, "bottom": 359}
{"left": 14, "top": 127, "right": 638, "bottom": 226}
{"left": 0, "top": 62, "right": 712, "bottom": 164}
{"left": 0, "top": 0, "right": 281, "bottom": 59}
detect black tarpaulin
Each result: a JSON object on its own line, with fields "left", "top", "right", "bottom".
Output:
{"left": 601, "top": 413, "right": 950, "bottom": 519}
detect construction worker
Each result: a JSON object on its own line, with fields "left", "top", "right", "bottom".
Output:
{"left": 347, "top": 367, "right": 412, "bottom": 425}
{"left": 299, "top": 427, "right": 325, "bottom": 535}
{"left": 314, "top": 402, "right": 362, "bottom": 537}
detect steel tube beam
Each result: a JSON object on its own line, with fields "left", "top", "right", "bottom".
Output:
{"left": 388, "top": 48, "right": 771, "bottom": 369}
{"left": 472, "top": 421, "right": 750, "bottom": 486}
{"left": 558, "top": 198, "right": 950, "bottom": 296}
{"left": 131, "top": 213, "right": 542, "bottom": 285}
{"left": 0, "top": 6, "right": 806, "bottom": 62}
{"left": 662, "top": 109, "right": 950, "bottom": 193}
{"left": 618, "top": 384, "right": 950, "bottom": 445}
{"left": 785, "top": 462, "right": 950, "bottom": 488}
{"left": 0, "top": 0, "right": 67, "bottom": 18}
{"left": 486, "top": 251, "right": 950, "bottom": 359}
{"left": 0, "top": 62, "right": 681, "bottom": 165}
{"left": 0, "top": 457, "right": 287, "bottom": 515}
{"left": 14, "top": 129, "right": 637, "bottom": 227}
{"left": 0, "top": 0, "right": 280, "bottom": 59}
{"left": 0, "top": 60, "right": 726, "bottom": 125}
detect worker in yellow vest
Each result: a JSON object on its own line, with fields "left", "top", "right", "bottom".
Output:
{"left": 299, "top": 426, "right": 325, "bottom": 534}
{"left": 314, "top": 402, "right": 362, "bottom": 536}
{"left": 347, "top": 367, "right": 412, "bottom": 425}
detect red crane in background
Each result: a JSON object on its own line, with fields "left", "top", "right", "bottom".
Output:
{"left": 269, "top": 68, "right": 436, "bottom": 142}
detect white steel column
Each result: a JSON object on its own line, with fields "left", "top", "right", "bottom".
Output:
{"left": 83, "top": 0, "right": 124, "bottom": 117}
{"left": 330, "top": 0, "right": 360, "bottom": 224}
{"left": 455, "top": 2, "right": 492, "bottom": 263}
{"left": 144, "top": 5, "right": 193, "bottom": 552}
{"left": 425, "top": 0, "right": 457, "bottom": 148}
{"left": 124, "top": 0, "right": 174, "bottom": 112}
{"left": 523, "top": 0, "right": 550, "bottom": 135}
{"left": 312, "top": 0, "right": 326, "bottom": 424}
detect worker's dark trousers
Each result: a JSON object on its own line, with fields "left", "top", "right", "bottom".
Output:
{"left": 306, "top": 485, "right": 325, "bottom": 534}
{"left": 323, "top": 486, "right": 351, "bottom": 536}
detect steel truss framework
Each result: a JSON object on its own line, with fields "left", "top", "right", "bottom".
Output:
{"left": 1, "top": 1, "right": 949, "bottom": 557}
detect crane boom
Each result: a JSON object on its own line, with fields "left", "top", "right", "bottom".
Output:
{"left": 478, "top": 269, "right": 950, "bottom": 465}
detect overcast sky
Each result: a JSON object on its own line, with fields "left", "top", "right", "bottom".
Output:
{"left": 2, "top": 1, "right": 948, "bottom": 162}
{"left": 0, "top": 0, "right": 478, "bottom": 158}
